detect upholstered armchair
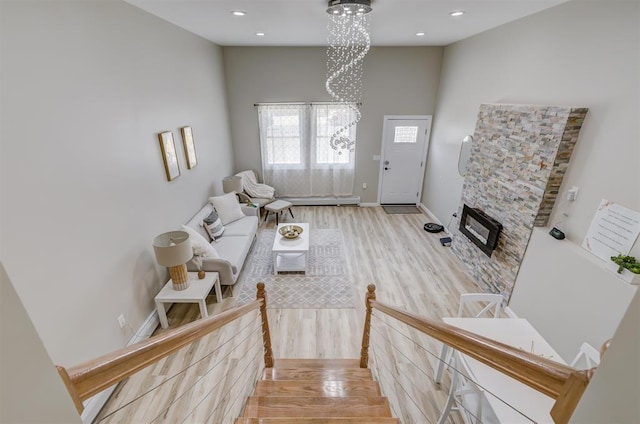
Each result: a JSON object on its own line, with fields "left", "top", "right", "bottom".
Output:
{"left": 223, "top": 170, "right": 275, "bottom": 208}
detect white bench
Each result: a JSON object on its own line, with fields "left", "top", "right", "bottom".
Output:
{"left": 264, "top": 200, "right": 294, "bottom": 225}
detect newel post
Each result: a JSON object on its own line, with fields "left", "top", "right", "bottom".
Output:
{"left": 360, "top": 284, "right": 376, "bottom": 368}
{"left": 550, "top": 338, "right": 609, "bottom": 423}
{"left": 256, "top": 282, "right": 274, "bottom": 368}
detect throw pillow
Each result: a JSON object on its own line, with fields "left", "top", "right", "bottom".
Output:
{"left": 180, "top": 225, "right": 219, "bottom": 259}
{"left": 209, "top": 192, "right": 244, "bottom": 225}
{"left": 203, "top": 210, "right": 225, "bottom": 241}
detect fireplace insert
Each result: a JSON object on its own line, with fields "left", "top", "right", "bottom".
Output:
{"left": 459, "top": 204, "right": 502, "bottom": 257}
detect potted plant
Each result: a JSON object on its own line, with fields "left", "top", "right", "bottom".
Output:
{"left": 610, "top": 254, "right": 640, "bottom": 284}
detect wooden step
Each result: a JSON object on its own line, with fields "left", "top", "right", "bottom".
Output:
{"left": 255, "top": 380, "right": 381, "bottom": 397}
{"left": 243, "top": 396, "right": 392, "bottom": 418}
{"left": 262, "top": 368, "right": 372, "bottom": 381}
{"left": 235, "top": 418, "right": 399, "bottom": 423}
{"left": 272, "top": 359, "right": 361, "bottom": 369}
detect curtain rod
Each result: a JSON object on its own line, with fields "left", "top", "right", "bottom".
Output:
{"left": 254, "top": 101, "right": 362, "bottom": 106}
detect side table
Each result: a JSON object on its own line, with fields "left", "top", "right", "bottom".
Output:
{"left": 154, "top": 272, "right": 221, "bottom": 329}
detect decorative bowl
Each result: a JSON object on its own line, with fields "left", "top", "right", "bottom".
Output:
{"left": 279, "top": 225, "right": 303, "bottom": 239}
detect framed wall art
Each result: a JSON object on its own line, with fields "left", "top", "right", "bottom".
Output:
{"left": 158, "top": 131, "right": 181, "bottom": 181}
{"left": 181, "top": 126, "right": 197, "bottom": 169}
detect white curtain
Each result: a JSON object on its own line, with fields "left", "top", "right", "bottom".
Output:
{"left": 257, "top": 103, "right": 356, "bottom": 197}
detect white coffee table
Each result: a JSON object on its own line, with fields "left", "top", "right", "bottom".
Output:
{"left": 272, "top": 223, "right": 310, "bottom": 274}
{"left": 154, "top": 272, "right": 220, "bottom": 329}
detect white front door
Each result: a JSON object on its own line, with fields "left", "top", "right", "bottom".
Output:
{"left": 379, "top": 116, "right": 432, "bottom": 204}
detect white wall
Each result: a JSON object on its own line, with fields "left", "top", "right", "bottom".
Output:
{"left": 424, "top": 0, "right": 639, "bottom": 362}
{"left": 0, "top": 1, "right": 233, "bottom": 367}
{"left": 0, "top": 262, "right": 81, "bottom": 423}
{"left": 572, "top": 288, "right": 640, "bottom": 422}
{"left": 509, "top": 228, "right": 636, "bottom": 361}
{"left": 222, "top": 46, "right": 443, "bottom": 203}
{"left": 425, "top": 0, "right": 640, "bottom": 245}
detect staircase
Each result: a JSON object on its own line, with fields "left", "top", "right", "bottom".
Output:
{"left": 236, "top": 359, "right": 398, "bottom": 423}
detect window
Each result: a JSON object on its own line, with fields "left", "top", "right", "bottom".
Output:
{"left": 313, "top": 104, "right": 354, "bottom": 165}
{"left": 262, "top": 107, "right": 304, "bottom": 166}
{"left": 258, "top": 103, "right": 357, "bottom": 168}
{"left": 394, "top": 126, "right": 418, "bottom": 143}
{"left": 257, "top": 103, "right": 357, "bottom": 197}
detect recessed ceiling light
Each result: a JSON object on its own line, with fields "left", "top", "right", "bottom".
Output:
{"left": 231, "top": 11, "right": 246, "bottom": 16}
{"left": 416, "top": 32, "right": 425, "bottom": 36}
{"left": 256, "top": 32, "right": 265, "bottom": 37}
{"left": 450, "top": 10, "right": 465, "bottom": 17}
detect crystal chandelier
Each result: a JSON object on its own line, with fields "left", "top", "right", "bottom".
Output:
{"left": 326, "top": 0, "right": 372, "bottom": 154}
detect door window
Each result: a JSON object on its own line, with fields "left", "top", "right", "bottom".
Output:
{"left": 394, "top": 126, "right": 418, "bottom": 143}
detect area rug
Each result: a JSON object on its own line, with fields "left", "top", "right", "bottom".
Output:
{"left": 234, "top": 229, "right": 355, "bottom": 309}
{"left": 382, "top": 205, "right": 422, "bottom": 214}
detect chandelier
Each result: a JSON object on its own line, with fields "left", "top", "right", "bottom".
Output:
{"left": 326, "top": 0, "right": 372, "bottom": 154}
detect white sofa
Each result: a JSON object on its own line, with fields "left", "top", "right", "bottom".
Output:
{"left": 184, "top": 202, "right": 258, "bottom": 292}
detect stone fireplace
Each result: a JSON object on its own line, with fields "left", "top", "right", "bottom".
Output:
{"left": 452, "top": 104, "right": 588, "bottom": 300}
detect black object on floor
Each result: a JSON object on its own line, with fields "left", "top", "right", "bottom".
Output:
{"left": 440, "top": 237, "right": 452, "bottom": 247}
{"left": 424, "top": 223, "right": 444, "bottom": 233}
{"left": 382, "top": 205, "right": 422, "bottom": 214}
{"left": 549, "top": 227, "right": 565, "bottom": 240}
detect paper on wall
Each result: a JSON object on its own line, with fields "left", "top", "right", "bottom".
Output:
{"left": 582, "top": 199, "right": 640, "bottom": 265}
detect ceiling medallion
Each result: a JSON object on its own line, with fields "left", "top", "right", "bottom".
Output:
{"left": 325, "top": 0, "right": 372, "bottom": 154}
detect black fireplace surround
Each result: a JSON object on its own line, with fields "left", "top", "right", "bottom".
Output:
{"left": 459, "top": 204, "right": 503, "bottom": 257}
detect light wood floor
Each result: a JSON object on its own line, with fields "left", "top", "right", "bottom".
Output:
{"left": 97, "top": 206, "right": 481, "bottom": 423}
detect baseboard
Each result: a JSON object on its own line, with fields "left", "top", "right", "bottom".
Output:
{"left": 81, "top": 387, "right": 116, "bottom": 424}
{"left": 359, "top": 202, "right": 379, "bottom": 207}
{"left": 419, "top": 203, "right": 458, "bottom": 235}
{"left": 280, "top": 196, "right": 360, "bottom": 206}
{"left": 127, "top": 309, "right": 160, "bottom": 346}
{"left": 81, "top": 310, "right": 159, "bottom": 424}
{"left": 418, "top": 203, "right": 441, "bottom": 223}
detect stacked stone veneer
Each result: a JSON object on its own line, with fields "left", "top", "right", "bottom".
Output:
{"left": 452, "top": 104, "right": 588, "bottom": 299}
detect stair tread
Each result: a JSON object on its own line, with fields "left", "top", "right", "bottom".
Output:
{"left": 235, "top": 418, "right": 399, "bottom": 423}
{"left": 255, "top": 380, "right": 381, "bottom": 397}
{"left": 243, "top": 396, "right": 392, "bottom": 418}
{"left": 263, "top": 368, "right": 372, "bottom": 381}
{"left": 272, "top": 359, "right": 361, "bottom": 369}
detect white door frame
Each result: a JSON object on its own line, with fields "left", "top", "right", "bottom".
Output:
{"left": 377, "top": 115, "right": 432, "bottom": 205}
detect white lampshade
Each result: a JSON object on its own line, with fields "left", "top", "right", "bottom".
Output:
{"left": 153, "top": 231, "right": 192, "bottom": 267}
{"left": 222, "top": 175, "right": 243, "bottom": 194}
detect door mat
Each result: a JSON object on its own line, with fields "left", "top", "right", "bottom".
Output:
{"left": 382, "top": 205, "right": 422, "bottom": 214}
{"left": 234, "top": 229, "right": 355, "bottom": 309}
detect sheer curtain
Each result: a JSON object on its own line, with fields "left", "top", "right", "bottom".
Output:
{"left": 257, "top": 103, "right": 356, "bottom": 197}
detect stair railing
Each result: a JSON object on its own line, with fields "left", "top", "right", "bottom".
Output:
{"left": 57, "top": 283, "right": 273, "bottom": 422}
{"left": 360, "top": 284, "right": 598, "bottom": 424}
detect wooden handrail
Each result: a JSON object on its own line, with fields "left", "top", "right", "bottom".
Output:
{"left": 361, "top": 284, "right": 594, "bottom": 423}
{"left": 59, "top": 285, "right": 271, "bottom": 413}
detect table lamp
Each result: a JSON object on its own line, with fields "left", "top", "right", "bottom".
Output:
{"left": 222, "top": 175, "right": 243, "bottom": 194}
{"left": 153, "top": 231, "right": 193, "bottom": 290}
